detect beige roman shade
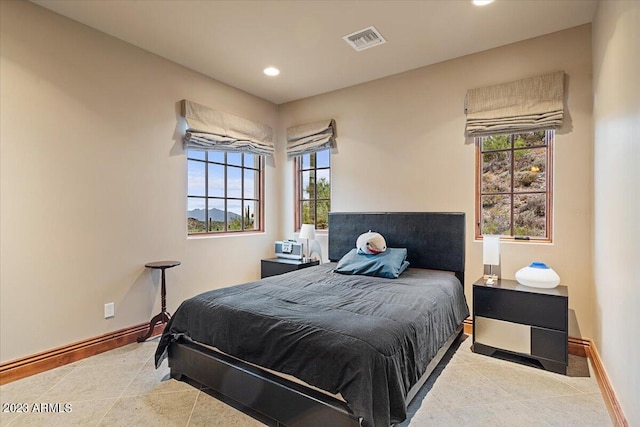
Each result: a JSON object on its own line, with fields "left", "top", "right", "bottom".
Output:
{"left": 465, "top": 71, "right": 565, "bottom": 137}
{"left": 182, "top": 100, "right": 274, "bottom": 156}
{"left": 286, "top": 119, "right": 336, "bottom": 158}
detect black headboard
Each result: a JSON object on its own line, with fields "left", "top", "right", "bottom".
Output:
{"left": 328, "top": 212, "right": 465, "bottom": 285}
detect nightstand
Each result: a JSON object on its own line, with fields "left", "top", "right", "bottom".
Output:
{"left": 472, "top": 277, "right": 568, "bottom": 374}
{"left": 260, "top": 258, "right": 320, "bottom": 279}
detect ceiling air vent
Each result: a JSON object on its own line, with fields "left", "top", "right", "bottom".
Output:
{"left": 342, "top": 26, "right": 387, "bottom": 52}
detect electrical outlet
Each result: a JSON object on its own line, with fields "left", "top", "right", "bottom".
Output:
{"left": 104, "top": 302, "right": 115, "bottom": 318}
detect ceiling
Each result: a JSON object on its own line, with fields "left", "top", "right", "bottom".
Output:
{"left": 32, "top": 0, "right": 597, "bottom": 105}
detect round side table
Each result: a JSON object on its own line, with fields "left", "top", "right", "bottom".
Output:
{"left": 137, "top": 261, "right": 181, "bottom": 342}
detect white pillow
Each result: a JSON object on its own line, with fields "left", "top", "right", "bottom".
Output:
{"left": 356, "top": 231, "right": 387, "bottom": 255}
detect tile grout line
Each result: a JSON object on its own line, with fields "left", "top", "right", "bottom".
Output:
{"left": 92, "top": 354, "right": 148, "bottom": 427}
{"left": 437, "top": 395, "right": 552, "bottom": 427}
{"left": 475, "top": 364, "right": 594, "bottom": 397}
{"left": 414, "top": 380, "right": 464, "bottom": 427}
{"left": 443, "top": 350, "right": 608, "bottom": 417}
{"left": 2, "top": 360, "right": 81, "bottom": 427}
{"left": 424, "top": 361, "right": 513, "bottom": 424}
{"left": 438, "top": 353, "right": 609, "bottom": 424}
{"left": 89, "top": 340, "right": 178, "bottom": 426}
{"left": 464, "top": 362, "right": 526, "bottom": 399}
{"left": 438, "top": 406, "right": 464, "bottom": 427}
{"left": 461, "top": 362, "right": 590, "bottom": 405}
{"left": 184, "top": 389, "right": 201, "bottom": 427}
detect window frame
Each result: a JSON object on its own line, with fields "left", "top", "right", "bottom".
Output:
{"left": 187, "top": 150, "right": 264, "bottom": 235}
{"left": 294, "top": 149, "right": 331, "bottom": 232}
{"left": 475, "top": 130, "right": 554, "bottom": 242}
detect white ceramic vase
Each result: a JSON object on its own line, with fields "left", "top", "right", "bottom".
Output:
{"left": 515, "top": 262, "right": 560, "bottom": 289}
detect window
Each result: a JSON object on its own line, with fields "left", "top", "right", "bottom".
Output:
{"left": 187, "top": 150, "right": 263, "bottom": 234}
{"left": 476, "top": 130, "right": 553, "bottom": 241}
{"left": 295, "top": 149, "right": 331, "bottom": 230}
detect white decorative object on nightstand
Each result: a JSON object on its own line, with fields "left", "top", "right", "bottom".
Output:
{"left": 515, "top": 262, "right": 561, "bottom": 288}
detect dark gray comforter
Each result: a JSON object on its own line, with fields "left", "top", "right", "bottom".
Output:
{"left": 155, "top": 264, "right": 469, "bottom": 427}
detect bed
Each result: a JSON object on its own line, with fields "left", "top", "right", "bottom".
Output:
{"left": 155, "top": 212, "right": 468, "bottom": 427}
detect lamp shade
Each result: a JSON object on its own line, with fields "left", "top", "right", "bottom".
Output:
{"left": 299, "top": 224, "right": 316, "bottom": 240}
{"left": 483, "top": 235, "right": 500, "bottom": 265}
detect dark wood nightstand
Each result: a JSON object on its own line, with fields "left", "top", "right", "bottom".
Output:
{"left": 472, "top": 277, "right": 568, "bottom": 374}
{"left": 261, "top": 258, "right": 320, "bottom": 279}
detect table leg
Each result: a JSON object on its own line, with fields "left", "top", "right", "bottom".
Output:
{"left": 161, "top": 267, "right": 167, "bottom": 314}
{"left": 137, "top": 267, "right": 172, "bottom": 342}
{"left": 137, "top": 310, "right": 171, "bottom": 342}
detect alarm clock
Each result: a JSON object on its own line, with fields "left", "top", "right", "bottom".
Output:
{"left": 275, "top": 240, "right": 303, "bottom": 260}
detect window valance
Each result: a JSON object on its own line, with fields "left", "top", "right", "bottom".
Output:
{"left": 286, "top": 119, "right": 336, "bottom": 158}
{"left": 465, "top": 71, "right": 565, "bottom": 137}
{"left": 182, "top": 100, "right": 274, "bottom": 156}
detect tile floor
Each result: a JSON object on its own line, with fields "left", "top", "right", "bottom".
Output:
{"left": 0, "top": 334, "right": 611, "bottom": 427}
{"left": 398, "top": 335, "right": 611, "bottom": 427}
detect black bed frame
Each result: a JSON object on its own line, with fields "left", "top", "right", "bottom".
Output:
{"left": 168, "top": 212, "right": 466, "bottom": 427}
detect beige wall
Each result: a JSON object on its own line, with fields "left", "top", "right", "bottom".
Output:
{"left": 0, "top": 1, "right": 281, "bottom": 362}
{"left": 592, "top": 1, "right": 640, "bottom": 425}
{"left": 279, "top": 25, "right": 595, "bottom": 338}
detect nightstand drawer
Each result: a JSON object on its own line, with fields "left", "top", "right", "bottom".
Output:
{"left": 474, "top": 286, "right": 567, "bottom": 331}
{"left": 475, "top": 316, "right": 531, "bottom": 354}
{"left": 261, "top": 258, "right": 320, "bottom": 279}
{"left": 532, "top": 327, "right": 567, "bottom": 363}
{"left": 475, "top": 317, "right": 567, "bottom": 363}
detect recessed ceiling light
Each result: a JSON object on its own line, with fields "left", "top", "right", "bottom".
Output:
{"left": 473, "top": 0, "right": 494, "bottom": 5}
{"left": 263, "top": 67, "right": 280, "bottom": 77}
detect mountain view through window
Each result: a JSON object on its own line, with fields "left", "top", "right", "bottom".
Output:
{"left": 187, "top": 150, "right": 262, "bottom": 234}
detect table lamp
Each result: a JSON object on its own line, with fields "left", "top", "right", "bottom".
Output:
{"left": 482, "top": 234, "right": 500, "bottom": 284}
{"left": 299, "top": 224, "right": 316, "bottom": 261}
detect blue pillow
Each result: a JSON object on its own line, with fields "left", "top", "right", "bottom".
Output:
{"left": 334, "top": 248, "right": 409, "bottom": 279}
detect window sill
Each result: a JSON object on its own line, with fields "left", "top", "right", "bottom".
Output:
{"left": 187, "top": 230, "right": 265, "bottom": 240}
{"left": 474, "top": 237, "right": 553, "bottom": 245}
